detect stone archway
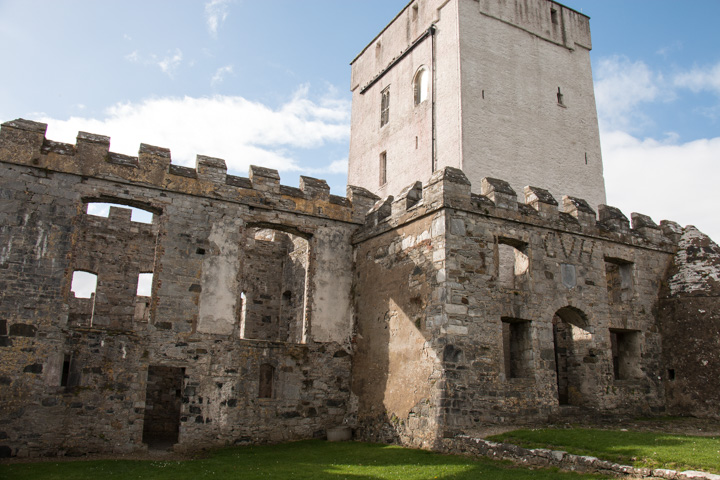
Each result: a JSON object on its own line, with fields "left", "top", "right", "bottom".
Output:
{"left": 552, "top": 306, "right": 591, "bottom": 406}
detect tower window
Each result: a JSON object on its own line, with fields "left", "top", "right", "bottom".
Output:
{"left": 379, "top": 151, "right": 387, "bottom": 186}
{"left": 413, "top": 66, "right": 429, "bottom": 105}
{"left": 557, "top": 87, "right": 565, "bottom": 106}
{"left": 551, "top": 8, "right": 559, "bottom": 25}
{"left": 380, "top": 86, "right": 390, "bottom": 127}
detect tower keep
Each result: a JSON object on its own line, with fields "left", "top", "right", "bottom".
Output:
{"left": 348, "top": 0, "right": 606, "bottom": 208}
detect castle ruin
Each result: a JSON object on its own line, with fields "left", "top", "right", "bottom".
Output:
{"left": 0, "top": 0, "right": 719, "bottom": 458}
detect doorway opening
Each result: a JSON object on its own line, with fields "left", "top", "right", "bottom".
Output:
{"left": 552, "top": 306, "right": 590, "bottom": 406}
{"left": 142, "top": 366, "right": 184, "bottom": 449}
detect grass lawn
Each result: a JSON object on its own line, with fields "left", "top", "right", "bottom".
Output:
{"left": 488, "top": 428, "right": 720, "bottom": 474}
{"left": 0, "top": 439, "right": 608, "bottom": 480}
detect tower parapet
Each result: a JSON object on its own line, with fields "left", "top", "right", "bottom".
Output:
{"left": 355, "top": 166, "right": 677, "bottom": 252}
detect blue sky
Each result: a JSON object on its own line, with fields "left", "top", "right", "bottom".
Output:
{"left": 1, "top": 0, "right": 718, "bottom": 241}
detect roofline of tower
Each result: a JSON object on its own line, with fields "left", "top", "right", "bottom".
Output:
{"left": 349, "top": 0, "right": 590, "bottom": 65}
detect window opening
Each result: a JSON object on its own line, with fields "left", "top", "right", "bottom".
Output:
{"left": 259, "top": 364, "right": 274, "bottom": 398}
{"left": 610, "top": 329, "right": 641, "bottom": 380}
{"left": 557, "top": 87, "right": 564, "bottom": 106}
{"left": 413, "top": 67, "right": 429, "bottom": 105}
{"left": 380, "top": 86, "right": 390, "bottom": 127}
{"left": 502, "top": 318, "right": 533, "bottom": 379}
{"left": 605, "top": 257, "right": 633, "bottom": 303}
{"left": 379, "top": 151, "right": 387, "bottom": 186}
{"left": 551, "top": 8, "right": 559, "bottom": 25}
{"left": 239, "top": 227, "right": 309, "bottom": 343}
{"left": 71, "top": 271, "right": 97, "bottom": 298}
{"left": 86, "top": 202, "right": 154, "bottom": 224}
{"left": 136, "top": 272, "right": 153, "bottom": 297}
{"left": 412, "top": 4, "right": 419, "bottom": 21}
{"left": 553, "top": 306, "right": 591, "bottom": 406}
{"left": 497, "top": 238, "right": 529, "bottom": 289}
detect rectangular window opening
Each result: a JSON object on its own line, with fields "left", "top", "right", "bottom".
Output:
{"left": 551, "top": 8, "right": 559, "bottom": 25}
{"left": 605, "top": 257, "right": 633, "bottom": 303}
{"left": 380, "top": 86, "right": 390, "bottom": 127}
{"left": 502, "top": 318, "right": 533, "bottom": 379}
{"left": 136, "top": 272, "right": 153, "bottom": 297}
{"left": 379, "top": 151, "right": 387, "bottom": 186}
{"left": 610, "top": 329, "right": 641, "bottom": 380}
{"left": 497, "top": 238, "right": 529, "bottom": 289}
{"left": 259, "top": 364, "right": 274, "bottom": 399}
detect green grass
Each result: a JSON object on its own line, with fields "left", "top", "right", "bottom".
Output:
{"left": 488, "top": 428, "right": 720, "bottom": 473}
{"left": 0, "top": 440, "right": 607, "bottom": 480}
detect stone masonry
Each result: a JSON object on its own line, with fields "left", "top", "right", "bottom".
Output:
{"left": 0, "top": 118, "right": 718, "bottom": 458}
{"left": 1, "top": 0, "right": 719, "bottom": 461}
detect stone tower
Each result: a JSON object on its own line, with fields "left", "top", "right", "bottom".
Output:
{"left": 348, "top": 0, "right": 606, "bottom": 208}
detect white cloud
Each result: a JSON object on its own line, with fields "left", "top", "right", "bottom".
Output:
{"left": 592, "top": 55, "right": 720, "bottom": 242}
{"left": 674, "top": 62, "right": 720, "bottom": 96}
{"left": 125, "top": 50, "right": 140, "bottom": 63}
{"left": 594, "top": 56, "right": 667, "bottom": 131}
{"left": 211, "top": 65, "right": 233, "bottom": 86}
{"left": 327, "top": 159, "right": 348, "bottom": 174}
{"left": 157, "top": 49, "right": 183, "bottom": 78}
{"left": 39, "top": 87, "right": 350, "bottom": 179}
{"left": 601, "top": 129, "right": 720, "bottom": 242}
{"left": 205, "top": 0, "right": 233, "bottom": 37}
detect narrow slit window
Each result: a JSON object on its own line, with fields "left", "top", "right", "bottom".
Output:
{"left": 551, "top": 8, "right": 559, "bottom": 25}
{"left": 259, "top": 364, "right": 274, "bottom": 399}
{"left": 379, "top": 151, "right": 387, "bottom": 186}
{"left": 557, "top": 87, "right": 565, "bottom": 106}
{"left": 380, "top": 86, "right": 390, "bottom": 127}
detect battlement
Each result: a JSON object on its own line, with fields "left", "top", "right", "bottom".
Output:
{"left": 0, "top": 119, "right": 374, "bottom": 224}
{"left": 356, "top": 166, "right": 679, "bottom": 250}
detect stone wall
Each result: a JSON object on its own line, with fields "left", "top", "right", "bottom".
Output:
{"left": 352, "top": 167, "right": 681, "bottom": 443}
{"left": 1, "top": 117, "right": 718, "bottom": 459}
{"left": 659, "top": 226, "right": 720, "bottom": 419}
{"left": 0, "top": 119, "right": 370, "bottom": 457}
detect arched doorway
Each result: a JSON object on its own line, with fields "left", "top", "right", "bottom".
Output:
{"left": 552, "top": 306, "right": 591, "bottom": 406}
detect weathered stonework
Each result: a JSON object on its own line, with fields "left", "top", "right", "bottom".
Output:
{"left": 0, "top": 117, "right": 718, "bottom": 458}
{"left": 1, "top": 0, "right": 719, "bottom": 462}
{"left": 0, "top": 119, "right": 361, "bottom": 457}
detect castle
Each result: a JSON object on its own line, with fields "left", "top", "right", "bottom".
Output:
{"left": 0, "top": 0, "right": 718, "bottom": 458}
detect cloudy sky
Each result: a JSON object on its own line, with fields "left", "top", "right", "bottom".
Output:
{"left": 0, "top": 0, "right": 718, "bottom": 241}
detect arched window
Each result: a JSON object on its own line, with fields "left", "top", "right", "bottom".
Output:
{"left": 413, "top": 66, "right": 429, "bottom": 105}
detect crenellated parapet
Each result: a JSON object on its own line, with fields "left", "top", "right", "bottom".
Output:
{"left": 354, "top": 166, "right": 679, "bottom": 250}
{"left": 0, "top": 119, "right": 370, "bottom": 224}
